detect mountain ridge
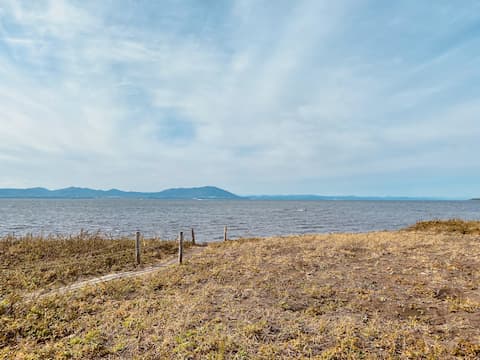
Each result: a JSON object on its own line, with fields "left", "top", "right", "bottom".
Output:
{"left": 0, "top": 186, "right": 457, "bottom": 200}
{"left": 0, "top": 186, "right": 239, "bottom": 199}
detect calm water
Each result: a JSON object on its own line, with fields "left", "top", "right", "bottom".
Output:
{"left": 0, "top": 199, "right": 479, "bottom": 242}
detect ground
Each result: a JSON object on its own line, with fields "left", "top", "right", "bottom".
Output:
{"left": 1, "top": 220, "right": 480, "bottom": 359}
{"left": 0, "top": 232, "right": 189, "bottom": 296}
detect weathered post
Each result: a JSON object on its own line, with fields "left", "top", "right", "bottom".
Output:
{"left": 224, "top": 226, "right": 228, "bottom": 241}
{"left": 135, "top": 231, "right": 141, "bottom": 265}
{"left": 178, "top": 231, "right": 184, "bottom": 264}
{"left": 191, "top": 228, "right": 195, "bottom": 245}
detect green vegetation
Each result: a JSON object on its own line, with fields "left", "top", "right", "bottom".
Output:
{"left": 1, "top": 220, "right": 480, "bottom": 358}
{"left": 0, "top": 232, "right": 189, "bottom": 297}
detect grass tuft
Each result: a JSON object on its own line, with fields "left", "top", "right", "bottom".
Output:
{"left": 406, "top": 219, "right": 480, "bottom": 234}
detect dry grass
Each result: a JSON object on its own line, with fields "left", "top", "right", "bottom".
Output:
{"left": 0, "top": 232, "right": 190, "bottom": 297}
{"left": 1, "top": 220, "right": 480, "bottom": 359}
{"left": 406, "top": 219, "right": 480, "bottom": 235}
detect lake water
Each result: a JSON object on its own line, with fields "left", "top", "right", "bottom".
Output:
{"left": 0, "top": 199, "right": 479, "bottom": 242}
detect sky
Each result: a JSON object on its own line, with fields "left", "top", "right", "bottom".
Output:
{"left": 0, "top": 0, "right": 479, "bottom": 198}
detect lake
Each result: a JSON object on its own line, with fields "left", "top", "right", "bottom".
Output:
{"left": 0, "top": 199, "right": 479, "bottom": 242}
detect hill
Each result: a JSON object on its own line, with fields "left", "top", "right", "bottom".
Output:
{"left": 0, "top": 187, "right": 454, "bottom": 200}
{"left": 0, "top": 186, "right": 240, "bottom": 199}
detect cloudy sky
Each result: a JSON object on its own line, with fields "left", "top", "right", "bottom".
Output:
{"left": 0, "top": 0, "right": 479, "bottom": 198}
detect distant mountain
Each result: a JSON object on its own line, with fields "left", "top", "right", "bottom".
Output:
{"left": 0, "top": 186, "right": 240, "bottom": 199}
{"left": 155, "top": 186, "right": 239, "bottom": 199}
{"left": 0, "top": 186, "right": 453, "bottom": 200}
{"left": 0, "top": 187, "right": 52, "bottom": 198}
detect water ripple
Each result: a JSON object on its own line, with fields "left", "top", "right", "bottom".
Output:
{"left": 0, "top": 199, "right": 479, "bottom": 242}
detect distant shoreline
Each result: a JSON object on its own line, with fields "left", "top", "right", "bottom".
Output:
{"left": 0, "top": 197, "right": 466, "bottom": 201}
{"left": 0, "top": 186, "right": 467, "bottom": 201}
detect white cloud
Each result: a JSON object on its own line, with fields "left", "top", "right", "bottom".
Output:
{"left": 4, "top": 0, "right": 96, "bottom": 38}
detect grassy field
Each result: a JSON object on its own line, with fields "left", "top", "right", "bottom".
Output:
{"left": 0, "top": 232, "right": 190, "bottom": 297}
{"left": 1, "top": 220, "right": 480, "bottom": 359}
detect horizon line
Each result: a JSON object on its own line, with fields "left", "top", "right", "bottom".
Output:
{"left": 0, "top": 185, "right": 472, "bottom": 200}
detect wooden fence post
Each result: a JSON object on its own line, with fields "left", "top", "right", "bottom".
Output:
{"left": 191, "top": 228, "right": 195, "bottom": 245}
{"left": 178, "top": 231, "right": 184, "bottom": 264}
{"left": 135, "top": 231, "right": 141, "bottom": 265}
{"left": 224, "top": 226, "right": 228, "bottom": 241}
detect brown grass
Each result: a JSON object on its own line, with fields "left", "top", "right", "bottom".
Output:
{"left": 406, "top": 219, "right": 480, "bottom": 235}
{"left": 0, "top": 232, "right": 190, "bottom": 296}
{"left": 1, "top": 220, "right": 480, "bottom": 359}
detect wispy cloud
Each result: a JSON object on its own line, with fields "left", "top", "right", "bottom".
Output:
{"left": 0, "top": 0, "right": 479, "bottom": 197}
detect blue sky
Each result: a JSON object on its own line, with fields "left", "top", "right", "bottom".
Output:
{"left": 0, "top": 0, "right": 479, "bottom": 198}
